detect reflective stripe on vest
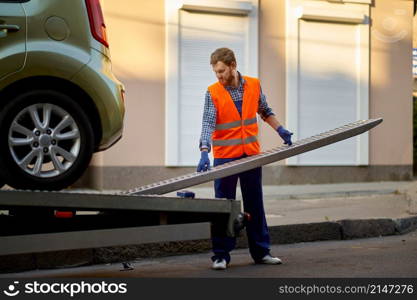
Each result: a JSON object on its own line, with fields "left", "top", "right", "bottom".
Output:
{"left": 215, "top": 117, "right": 258, "bottom": 130}
{"left": 212, "top": 135, "right": 258, "bottom": 146}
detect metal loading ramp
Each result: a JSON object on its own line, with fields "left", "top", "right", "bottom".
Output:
{"left": 125, "top": 118, "right": 383, "bottom": 195}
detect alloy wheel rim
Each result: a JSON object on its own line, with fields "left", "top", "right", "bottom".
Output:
{"left": 8, "top": 103, "right": 81, "bottom": 178}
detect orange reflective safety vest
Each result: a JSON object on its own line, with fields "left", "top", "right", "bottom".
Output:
{"left": 208, "top": 76, "right": 260, "bottom": 159}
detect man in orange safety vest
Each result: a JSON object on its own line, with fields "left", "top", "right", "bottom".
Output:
{"left": 197, "top": 47, "right": 293, "bottom": 270}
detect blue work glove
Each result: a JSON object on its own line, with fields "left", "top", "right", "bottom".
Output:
{"left": 197, "top": 151, "right": 210, "bottom": 172}
{"left": 277, "top": 125, "right": 293, "bottom": 146}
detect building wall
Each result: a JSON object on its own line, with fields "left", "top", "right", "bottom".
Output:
{"left": 369, "top": 0, "right": 413, "bottom": 166}
{"left": 258, "top": 0, "right": 287, "bottom": 154}
{"left": 75, "top": 0, "right": 414, "bottom": 189}
{"left": 98, "top": 0, "right": 166, "bottom": 167}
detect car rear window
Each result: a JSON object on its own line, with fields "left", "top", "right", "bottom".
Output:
{"left": 0, "top": 0, "right": 30, "bottom": 3}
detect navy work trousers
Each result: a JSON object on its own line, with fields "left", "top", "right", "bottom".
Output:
{"left": 211, "top": 156, "right": 271, "bottom": 263}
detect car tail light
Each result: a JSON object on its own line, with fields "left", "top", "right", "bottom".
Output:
{"left": 55, "top": 210, "right": 74, "bottom": 218}
{"left": 85, "top": 0, "right": 109, "bottom": 48}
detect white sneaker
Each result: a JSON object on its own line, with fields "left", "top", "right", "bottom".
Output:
{"left": 259, "top": 254, "right": 282, "bottom": 265}
{"left": 212, "top": 259, "right": 227, "bottom": 270}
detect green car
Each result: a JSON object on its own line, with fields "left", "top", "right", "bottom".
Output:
{"left": 0, "top": 0, "right": 125, "bottom": 190}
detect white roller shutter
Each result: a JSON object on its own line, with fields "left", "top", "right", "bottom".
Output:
{"left": 165, "top": 0, "right": 258, "bottom": 166}
{"left": 286, "top": 0, "right": 370, "bottom": 166}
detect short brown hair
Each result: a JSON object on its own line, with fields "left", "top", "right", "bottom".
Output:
{"left": 210, "top": 47, "right": 236, "bottom": 66}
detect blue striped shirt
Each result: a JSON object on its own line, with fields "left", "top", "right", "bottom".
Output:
{"left": 199, "top": 73, "right": 275, "bottom": 151}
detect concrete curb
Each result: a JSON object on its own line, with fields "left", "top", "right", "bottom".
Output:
{"left": 265, "top": 189, "right": 401, "bottom": 201}
{"left": 1, "top": 216, "right": 417, "bottom": 273}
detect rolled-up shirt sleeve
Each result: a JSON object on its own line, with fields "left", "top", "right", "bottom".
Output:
{"left": 258, "top": 86, "right": 275, "bottom": 120}
{"left": 199, "top": 91, "right": 216, "bottom": 152}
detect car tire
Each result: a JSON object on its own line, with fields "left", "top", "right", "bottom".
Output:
{"left": 0, "top": 89, "right": 94, "bottom": 190}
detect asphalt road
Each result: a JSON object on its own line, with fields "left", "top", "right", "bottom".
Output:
{"left": 6, "top": 230, "right": 417, "bottom": 278}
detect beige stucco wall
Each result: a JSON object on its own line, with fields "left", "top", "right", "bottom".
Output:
{"left": 370, "top": 0, "right": 413, "bottom": 165}
{"left": 86, "top": 0, "right": 413, "bottom": 187}
{"left": 258, "top": 0, "right": 287, "bottom": 156}
{"left": 98, "top": 0, "right": 166, "bottom": 166}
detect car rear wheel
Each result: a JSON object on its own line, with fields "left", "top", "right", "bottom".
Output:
{"left": 0, "top": 90, "right": 94, "bottom": 190}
